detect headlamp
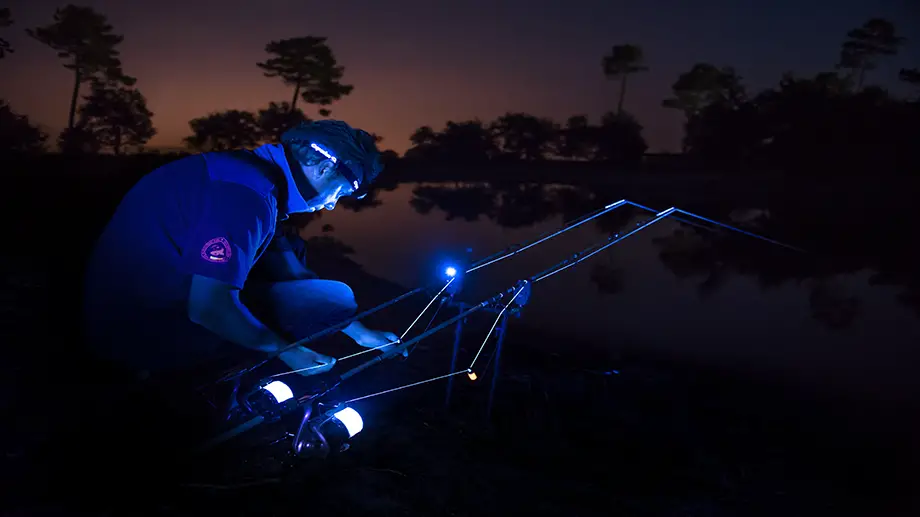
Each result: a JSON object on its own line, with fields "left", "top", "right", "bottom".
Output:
{"left": 309, "top": 142, "right": 366, "bottom": 199}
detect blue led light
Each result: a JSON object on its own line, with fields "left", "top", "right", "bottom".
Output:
{"left": 445, "top": 266, "right": 457, "bottom": 277}
{"left": 310, "top": 142, "right": 337, "bottom": 163}
{"left": 333, "top": 407, "right": 364, "bottom": 438}
{"left": 263, "top": 380, "right": 294, "bottom": 403}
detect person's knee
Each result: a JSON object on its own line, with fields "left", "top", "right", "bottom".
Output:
{"left": 322, "top": 280, "right": 358, "bottom": 316}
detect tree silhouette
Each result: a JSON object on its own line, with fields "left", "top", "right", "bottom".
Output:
{"left": 257, "top": 101, "right": 308, "bottom": 143}
{"left": 0, "top": 100, "right": 47, "bottom": 153}
{"left": 58, "top": 125, "right": 101, "bottom": 154}
{"left": 0, "top": 7, "right": 13, "bottom": 59}
{"left": 27, "top": 5, "right": 134, "bottom": 132}
{"left": 900, "top": 68, "right": 920, "bottom": 97}
{"left": 77, "top": 81, "right": 155, "bottom": 154}
{"left": 602, "top": 44, "right": 648, "bottom": 115}
{"left": 404, "top": 120, "right": 497, "bottom": 163}
{"left": 836, "top": 18, "right": 905, "bottom": 91}
{"left": 557, "top": 115, "right": 595, "bottom": 160}
{"left": 184, "top": 110, "right": 262, "bottom": 151}
{"left": 256, "top": 36, "right": 353, "bottom": 116}
{"left": 409, "top": 126, "right": 437, "bottom": 146}
{"left": 489, "top": 112, "right": 558, "bottom": 160}
{"left": 663, "top": 64, "right": 746, "bottom": 152}
{"left": 594, "top": 111, "right": 648, "bottom": 167}
{"left": 663, "top": 64, "right": 746, "bottom": 118}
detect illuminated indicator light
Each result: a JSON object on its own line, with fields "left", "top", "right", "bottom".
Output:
{"left": 467, "top": 372, "right": 478, "bottom": 381}
{"left": 445, "top": 266, "right": 457, "bottom": 277}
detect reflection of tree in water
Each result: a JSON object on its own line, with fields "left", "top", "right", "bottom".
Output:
{"left": 808, "top": 281, "right": 861, "bottom": 329}
{"left": 492, "top": 183, "right": 557, "bottom": 228}
{"left": 408, "top": 181, "right": 918, "bottom": 328}
{"left": 410, "top": 184, "right": 497, "bottom": 221}
{"left": 411, "top": 182, "right": 589, "bottom": 228}
{"left": 652, "top": 229, "right": 728, "bottom": 299}
{"left": 650, "top": 218, "right": 868, "bottom": 328}
{"left": 590, "top": 263, "right": 625, "bottom": 295}
{"left": 338, "top": 187, "right": 383, "bottom": 213}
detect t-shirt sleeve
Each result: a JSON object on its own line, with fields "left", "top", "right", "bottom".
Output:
{"left": 181, "top": 181, "right": 274, "bottom": 289}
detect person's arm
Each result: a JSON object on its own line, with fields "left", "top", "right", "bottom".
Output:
{"left": 180, "top": 181, "right": 282, "bottom": 352}
{"left": 250, "top": 230, "right": 318, "bottom": 282}
{"left": 188, "top": 277, "right": 334, "bottom": 372}
{"left": 188, "top": 274, "right": 287, "bottom": 353}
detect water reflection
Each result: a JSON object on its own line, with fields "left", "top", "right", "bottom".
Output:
{"left": 297, "top": 180, "right": 920, "bottom": 400}
{"left": 289, "top": 180, "right": 920, "bottom": 330}
{"left": 292, "top": 177, "right": 920, "bottom": 404}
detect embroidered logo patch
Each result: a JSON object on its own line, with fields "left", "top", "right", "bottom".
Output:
{"left": 201, "top": 237, "right": 232, "bottom": 263}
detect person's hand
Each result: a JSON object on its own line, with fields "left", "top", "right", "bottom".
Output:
{"left": 353, "top": 328, "right": 405, "bottom": 356}
{"left": 278, "top": 346, "right": 336, "bottom": 376}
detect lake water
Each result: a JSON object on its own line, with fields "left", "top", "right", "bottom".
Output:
{"left": 302, "top": 182, "right": 920, "bottom": 406}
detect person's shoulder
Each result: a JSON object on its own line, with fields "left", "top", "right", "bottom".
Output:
{"left": 201, "top": 149, "right": 279, "bottom": 200}
{"left": 208, "top": 177, "right": 279, "bottom": 223}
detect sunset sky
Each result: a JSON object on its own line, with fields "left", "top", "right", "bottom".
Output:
{"left": 2, "top": 0, "right": 917, "bottom": 154}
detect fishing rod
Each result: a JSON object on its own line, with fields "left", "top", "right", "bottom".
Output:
{"left": 310, "top": 203, "right": 804, "bottom": 407}
{"left": 199, "top": 281, "right": 519, "bottom": 456}
{"left": 210, "top": 198, "right": 649, "bottom": 385}
{"left": 199, "top": 200, "right": 802, "bottom": 458}
{"left": 213, "top": 198, "right": 802, "bottom": 385}
{"left": 210, "top": 285, "right": 426, "bottom": 384}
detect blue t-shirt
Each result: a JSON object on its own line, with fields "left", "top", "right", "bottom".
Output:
{"left": 83, "top": 144, "right": 308, "bottom": 371}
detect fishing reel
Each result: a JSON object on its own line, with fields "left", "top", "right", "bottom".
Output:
{"left": 238, "top": 379, "right": 299, "bottom": 418}
{"left": 236, "top": 378, "right": 364, "bottom": 460}
{"left": 291, "top": 401, "right": 364, "bottom": 460}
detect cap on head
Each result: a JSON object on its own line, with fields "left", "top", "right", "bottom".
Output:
{"left": 281, "top": 120, "right": 383, "bottom": 199}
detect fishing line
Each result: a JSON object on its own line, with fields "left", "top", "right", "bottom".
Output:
{"left": 212, "top": 199, "right": 802, "bottom": 389}
{"left": 212, "top": 286, "right": 427, "bottom": 385}
{"left": 406, "top": 297, "right": 446, "bottom": 356}
{"left": 270, "top": 281, "right": 455, "bottom": 379}
{"left": 468, "top": 282, "right": 526, "bottom": 371}
{"left": 269, "top": 337, "right": 407, "bottom": 378}
{"left": 342, "top": 370, "right": 471, "bottom": 404}
{"left": 400, "top": 278, "right": 455, "bottom": 340}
